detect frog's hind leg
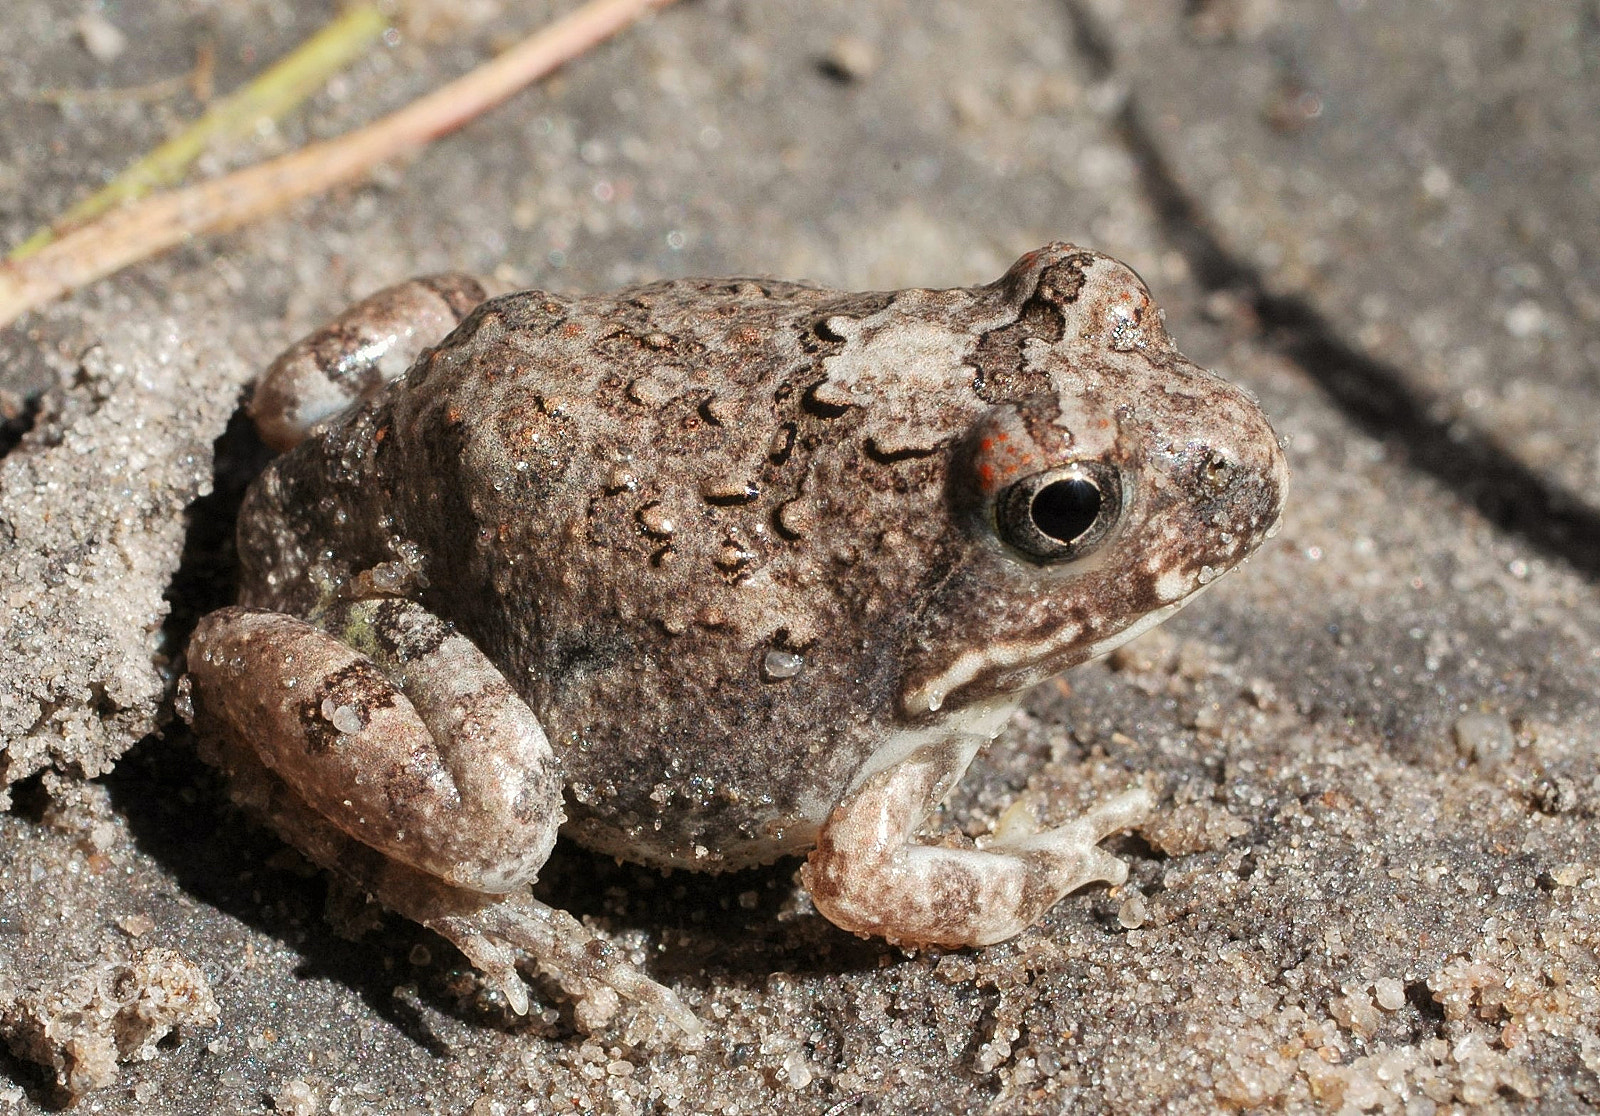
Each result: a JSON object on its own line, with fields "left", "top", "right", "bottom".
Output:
{"left": 186, "top": 599, "right": 701, "bottom": 1041}
{"left": 801, "top": 735, "right": 1151, "bottom": 948}
{"left": 249, "top": 274, "right": 486, "bottom": 451}
{"left": 203, "top": 735, "right": 702, "bottom": 1041}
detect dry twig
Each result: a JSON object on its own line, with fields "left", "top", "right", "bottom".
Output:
{"left": 11, "top": 5, "right": 386, "bottom": 261}
{"left": 0, "top": 0, "right": 678, "bottom": 329}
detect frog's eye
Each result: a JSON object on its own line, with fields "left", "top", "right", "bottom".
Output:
{"left": 995, "top": 463, "right": 1121, "bottom": 563}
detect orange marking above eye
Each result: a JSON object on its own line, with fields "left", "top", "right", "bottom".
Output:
{"left": 447, "top": 405, "right": 462, "bottom": 424}
{"left": 978, "top": 463, "right": 996, "bottom": 487}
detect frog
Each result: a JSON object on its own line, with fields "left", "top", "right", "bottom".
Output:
{"left": 183, "top": 244, "right": 1286, "bottom": 1042}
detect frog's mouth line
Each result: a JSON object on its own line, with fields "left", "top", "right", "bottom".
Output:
{"left": 900, "top": 579, "right": 1218, "bottom": 717}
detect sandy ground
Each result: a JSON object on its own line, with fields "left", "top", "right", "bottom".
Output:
{"left": 2, "top": 0, "right": 1598, "bottom": 1112}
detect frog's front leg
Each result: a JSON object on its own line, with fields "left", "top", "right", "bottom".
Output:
{"left": 801, "top": 736, "right": 1151, "bottom": 947}
{"left": 249, "top": 274, "right": 486, "bottom": 451}
{"left": 186, "top": 598, "right": 701, "bottom": 1042}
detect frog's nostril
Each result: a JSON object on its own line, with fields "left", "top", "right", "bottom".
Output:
{"left": 1208, "top": 402, "right": 1287, "bottom": 504}
{"left": 1196, "top": 450, "right": 1236, "bottom": 497}
{"left": 1187, "top": 411, "right": 1287, "bottom": 544}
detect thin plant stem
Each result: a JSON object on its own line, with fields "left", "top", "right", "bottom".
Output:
{"left": 0, "top": 0, "right": 678, "bottom": 329}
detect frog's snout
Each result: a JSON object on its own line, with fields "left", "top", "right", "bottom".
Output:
{"left": 1176, "top": 373, "right": 1289, "bottom": 561}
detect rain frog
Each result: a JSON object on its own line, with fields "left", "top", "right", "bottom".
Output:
{"left": 184, "top": 244, "right": 1286, "bottom": 1039}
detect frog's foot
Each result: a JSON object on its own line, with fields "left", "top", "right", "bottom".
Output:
{"left": 264, "top": 794, "right": 707, "bottom": 1043}
{"left": 802, "top": 735, "right": 1151, "bottom": 948}
{"left": 422, "top": 891, "right": 704, "bottom": 1045}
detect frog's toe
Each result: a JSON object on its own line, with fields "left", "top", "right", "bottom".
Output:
{"left": 434, "top": 894, "right": 704, "bottom": 1046}
{"left": 445, "top": 925, "right": 531, "bottom": 1017}
{"left": 990, "top": 786, "right": 1154, "bottom": 889}
{"left": 1078, "top": 787, "right": 1156, "bottom": 840}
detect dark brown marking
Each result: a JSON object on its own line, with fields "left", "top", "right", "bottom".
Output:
{"left": 1034, "top": 256, "right": 1093, "bottom": 306}
{"left": 365, "top": 599, "right": 454, "bottom": 664}
{"left": 801, "top": 380, "right": 850, "bottom": 418}
{"left": 972, "top": 291, "right": 1067, "bottom": 404}
{"left": 769, "top": 422, "right": 797, "bottom": 465}
{"left": 298, "top": 659, "right": 399, "bottom": 754}
{"left": 813, "top": 316, "right": 850, "bottom": 343}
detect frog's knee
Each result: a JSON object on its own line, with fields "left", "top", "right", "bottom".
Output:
{"left": 250, "top": 273, "right": 486, "bottom": 451}
{"left": 187, "top": 604, "right": 560, "bottom": 894}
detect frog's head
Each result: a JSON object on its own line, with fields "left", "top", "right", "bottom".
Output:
{"left": 897, "top": 245, "right": 1287, "bottom": 718}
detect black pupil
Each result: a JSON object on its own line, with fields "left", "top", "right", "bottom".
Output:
{"left": 1031, "top": 478, "right": 1102, "bottom": 543}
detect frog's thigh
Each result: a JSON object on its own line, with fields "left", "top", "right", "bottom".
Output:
{"left": 188, "top": 599, "right": 560, "bottom": 894}
{"left": 802, "top": 737, "right": 1151, "bottom": 947}
{"left": 249, "top": 273, "right": 486, "bottom": 451}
